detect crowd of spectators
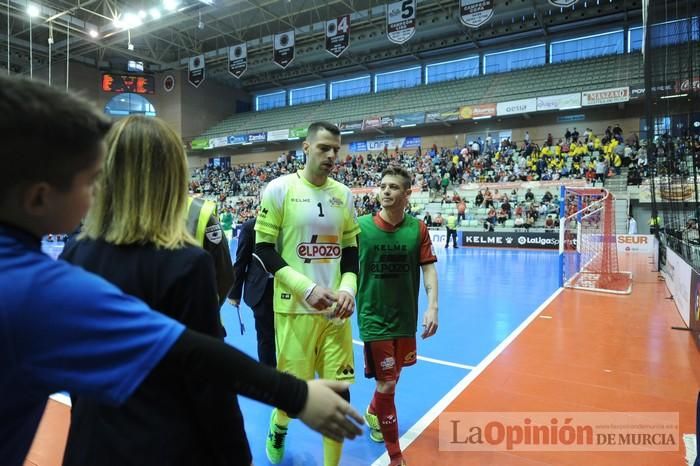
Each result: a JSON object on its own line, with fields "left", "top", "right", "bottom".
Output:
{"left": 190, "top": 149, "right": 434, "bottom": 224}
{"left": 188, "top": 125, "right": 689, "bottom": 230}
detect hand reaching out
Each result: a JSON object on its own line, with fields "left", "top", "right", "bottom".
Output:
{"left": 298, "top": 380, "right": 364, "bottom": 442}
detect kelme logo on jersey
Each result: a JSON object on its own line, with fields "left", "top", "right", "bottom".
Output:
{"left": 297, "top": 234, "right": 341, "bottom": 263}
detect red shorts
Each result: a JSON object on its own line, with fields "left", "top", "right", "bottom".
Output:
{"left": 363, "top": 337, "right": 417, "bottom": 381}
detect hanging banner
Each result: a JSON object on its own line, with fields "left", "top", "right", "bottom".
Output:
{"left": 367, "top": 139, "right": 393, "bottom": 151}
{"left": 440, "top": 109, "right": 460, "bottom": 121}
{"left": 381, "top": 116, "right": 395, "bottom": 128}
{"left": 289, "top": 127, "right": 308, "bottom": 138}
{"left": 338, "top": 120, "right": 364, "bottom": 131}
{"left": 188, "top": 54, "right": 205, "bottom": 88}
{"left": 362, "top": 137, "right": 422, "bottom": 151}
{"left": 473, "top": 103, "right": 497, "bottom": 118}
{"left": 459, "top": 0, "right": 494, "bottom": 28}
{"left": 459, "top": 105, "right": 473, "bottom": 120}
{"left": 228, "top": 44, "right": 247, "bottom": 79}
{"left": 496, "top": 98, "right": 537, "bottom": 116}
{"left": 326, "top": 14, "right": 350, "bottom": 57}
{"left": 267, "top": 129, "right": 290, "bottom": 141}
{"left": 402, "top": 136, "right": 421, "bottom": 148}
{"left": 191, "top": 138, "right": 211, "bottom": 150}
{"left": 675, "top": 78, "right": 700, "bottom": 93}
{"left": 209, "top": 136, "right": 229, "bottom": 148}
{"left": 394, "top": 112, "right": 425, "bottom": 126}
{"left": 227, "top": 134, "right": 247, "bottom": 145}
{"left": 273, "top": 30, "right": 295, "bottom": 69}
{"left": 425, "top": 110, "right": 459, "bottom": 122}
{"left": 536, "top": 93, "right": 581, "bottom": 111}
{"left": 362, "top": 116, "right": 382, "bottom": 130}
{"left": 548, "top": 0, "right": 579, "bottom": 6}
{"left": 247, "top": 132, "right": 267, "bottom": 143}
{"left": 629, "top": 83, "right": 673, "bottom": 100}
{"left": 425, "top": 111, "right": 443, "bottom": 123}
{"left": 461, "top": 103, "right": 497, "bottom": 120}
{"left": 638, "top": 179, "right": 695, "bottom": 203}
{"left": 349, "top": 141, "right": 368, "bottom": 152}
{"left": 581, "top": 87, "right": 629, "bottom": 106}
{"left": 386, "top": 0, "right": 416, "bottom": 45}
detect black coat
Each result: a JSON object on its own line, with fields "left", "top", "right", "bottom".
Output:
{"left": 60, "top": 239, "right": 250, "bottom": 466}
{"left": 230, "top": 218, "right": 273, "bottom": 309}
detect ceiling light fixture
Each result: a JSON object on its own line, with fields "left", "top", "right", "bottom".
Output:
{"left": 123, "top": 12, "right": 142, "bottom": 28}
{"left": 163, "top": 0, "right": 179, "bottom": 11}
{"left": 26, "top": 3, "right": 40, "bottom": 17}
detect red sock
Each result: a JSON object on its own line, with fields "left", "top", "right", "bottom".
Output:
{"left": 373, "top": 391, "right": 401, "bottom": 460}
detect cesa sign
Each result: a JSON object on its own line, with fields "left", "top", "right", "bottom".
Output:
{"left": 496, "top": 98, "right": 537, "bottom": 116}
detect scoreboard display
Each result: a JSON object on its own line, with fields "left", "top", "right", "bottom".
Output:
{"left": 101, "top": 73, "right": 155, "bottom": 94}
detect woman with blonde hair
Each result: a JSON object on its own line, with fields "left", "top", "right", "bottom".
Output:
{"left": 60, "top": 115, "right": 251, "bottom": 465}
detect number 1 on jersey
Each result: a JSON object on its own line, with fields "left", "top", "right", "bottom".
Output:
{"left": 317, "top": 202, "right": 325, "bottom": 217}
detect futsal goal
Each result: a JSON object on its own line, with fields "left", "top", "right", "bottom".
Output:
{"left": 558, "top": 186, "right": 632, "bottom": 294}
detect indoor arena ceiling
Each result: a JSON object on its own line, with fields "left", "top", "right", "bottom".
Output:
{"left": 0, "top": 0, "right": 693, "bottom": 91}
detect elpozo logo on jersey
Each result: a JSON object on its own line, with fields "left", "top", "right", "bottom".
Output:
{"left": 297, "top": 236, "right": 341, "bottom": 263}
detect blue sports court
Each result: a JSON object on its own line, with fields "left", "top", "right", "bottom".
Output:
{"left": 221, "top": 240, "right": 560, "bottom": 465}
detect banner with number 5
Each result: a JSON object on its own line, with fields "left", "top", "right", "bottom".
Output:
{"left": 326, "top": 14, "right": 350, "bottom": 57}
{"left": 387, "top": 0, "right": 416, "bottom": 45}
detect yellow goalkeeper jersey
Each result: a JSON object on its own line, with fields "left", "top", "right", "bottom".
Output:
{"left": 255, "top": 172, "right": 360, "bottom": 314}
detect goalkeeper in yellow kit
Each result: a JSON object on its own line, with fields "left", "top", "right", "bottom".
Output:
{"left": 254, "top": 121, "right": 361, "bottom": 465}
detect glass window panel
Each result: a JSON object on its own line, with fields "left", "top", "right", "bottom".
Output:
{"left": 630, "top": 17, "right": 700, "bottom": 52}
{"left": 330, "top": 75, "right": 371, "bottom": 100}
{"left": 550, "top": 30, "right": 623, "bottom": 63}
{"left": 483, "top": 44, "right": 545, "bottom": 74}
{"left": 289, "top": 84, "right": 326, "bottom": 106}
{"left": 256, "top": 91, "right": 286, "bottom": 111}
{"left": 426, "top": 56, "right": 479, "bottom": 84}
{"left": 375, "top": 66, "right": 422, "bottom": 92}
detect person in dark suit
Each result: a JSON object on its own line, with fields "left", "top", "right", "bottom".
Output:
{"left": 230, "top": 217, "right": 276, "bottom": 367}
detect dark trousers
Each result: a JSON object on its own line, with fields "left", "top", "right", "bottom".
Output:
{"left": 252, "top": 289, "right": 276, "bottom": 367}
{"left": 445, "top": 228, "right": 458, "bottom": 248}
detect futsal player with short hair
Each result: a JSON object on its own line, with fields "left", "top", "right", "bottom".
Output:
{"left": 254, "top": 121, "right": 360, "bottom": 465}
{"left": 357, "top": 166, "right": 439, "bottom": 466}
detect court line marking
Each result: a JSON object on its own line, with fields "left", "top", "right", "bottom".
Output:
{"left": 371, "top": 287, "right": 564, "bottom": 466}
{"left": 352, "top": 339, "right": 475, "bottom": 370}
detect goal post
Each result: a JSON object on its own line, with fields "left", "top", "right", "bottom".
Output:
{"left": 558, "top": 186, "right": 633, "bottom": 294}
